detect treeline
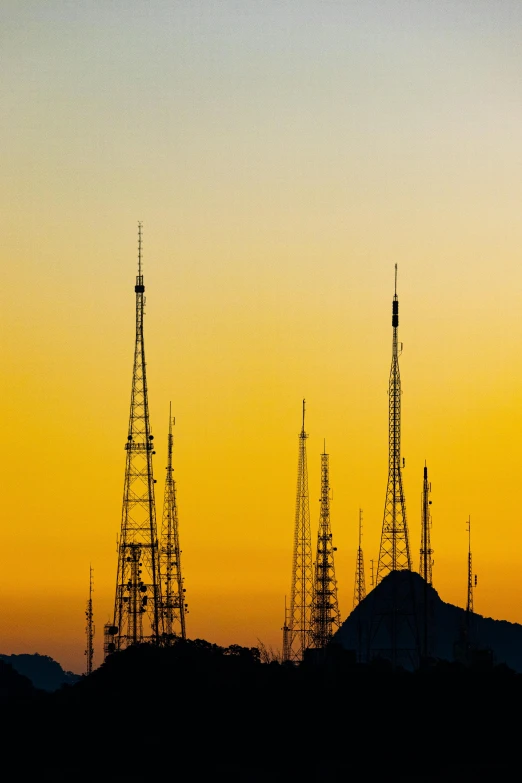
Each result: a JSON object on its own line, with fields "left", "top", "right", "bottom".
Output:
{"left": 2, "top": 638, "right": 521, "bottom": 781}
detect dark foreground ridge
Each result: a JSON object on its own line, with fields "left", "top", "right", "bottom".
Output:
{"left": 1, "top": 636, "right": 522, "bottom": 782}
{"left": 0, "top": 652, "right": 79, "bottom": 691}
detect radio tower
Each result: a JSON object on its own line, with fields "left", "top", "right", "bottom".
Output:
{"left": 85, "top": 566, "right": 94, "bottom": 674}
{"left": 283, "top": 400, "right": 313, "bottom": 661}
{"left": 376, "top": 264, "right": 411, "bottom": 581}
{"left": 105, "top": 224, "right": 163, "bottom": 654}
{"left": 311, "top": 444, "right": 341, "bottom": 649}
{"left": 370, "top": 266, "right": 418, "bottom": 668}
{"left": 160, "top": 405, "right": 187, "bottom": 641}
{"left": 419, "top": 464, "right": 433, "bottom": 584}
{"left": 353, "top": 509, "right": 366, "bottom": 609}
{"left": 466, "top": 516, "right": 474, "bottom": 615}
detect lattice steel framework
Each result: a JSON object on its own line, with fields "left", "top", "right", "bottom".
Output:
{"left": 85, "top": 566, "right": 94, "bottom": 674}
{"left": 311, "top": 446, "right": 341, "bottom": 648}
{"left": 419, "top": 464, "right": 433, "bottom": 585}
{"left": 376, "top": 265, "right": 412, "bottom": 581}
{"left": 466, "top": 516, "right": 473, "bottom": 615}
{"left": 283, "top": 400, "right": 313, "bottom": 661}
{"left": 106, "top": 224, "right": 163, "bottom": 654}
{"left": 353, "top": 509, "right": 366, "bottom": 609}
{"left": 160, "top": 406, "right": 187, "bottom": 641}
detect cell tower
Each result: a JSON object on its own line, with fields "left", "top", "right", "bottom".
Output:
{"left": 283, "top": 400, "right": 313, "bottom": 661}
{"left": 160, "top": 405, "right": 187, "bottom": 641}
{"left": 105, "top": 224, "right": 163, "bottom": 654}
{"left": 353, "top": 509, "right": 366, "bottom": 608}
{"left": 85, "top": 566, "right": 94, "bottom": 674}
{"left": 466, "top": 516, "right": 474, "bottom": 615}
{"left": 369, "top": 266, "right": 418, "bottom": 668}
{"left": 419, "top": 464, "right": 433, "bottom": 584}
{"left": 311, "top": 444, "right": 341, "bottom": 649}
{"left": 376, "top": 264, "right": 411, "bottom": 581}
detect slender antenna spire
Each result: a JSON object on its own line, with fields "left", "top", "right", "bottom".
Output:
{"left": 466, "top": 516, "right": 473, "bottom": 614}
{"left": 283, "top": 400, "right": 313, "bottom": 661}
{"left": 85, "top": 566, "right": 94, "bottom": 675}
{"left": 160, "top": 403, "right": 187, "bottom": 641}
{"left": 419, "top": 463, "right": 433, "bottom": 585}
{"left": 353, "top": 509, "right": 366, "bottom": 609}
{"left": 138, "top": 221, "right": 143, "bottom": 278}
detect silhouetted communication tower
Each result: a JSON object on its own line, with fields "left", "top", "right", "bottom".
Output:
{"left": 466, "top": 516, "right": 475, "bottom": 615}
{"left": 160, "top": 405, "right": 187, "bottom": 641}
{"left": 283, "top": 400, "right": 313, "bottom": 661}
{"left": 353, "top": 509, "right": 366, "bottom": 609}
{"left": 419, "top": 464, "right": 433, "bottom": 585}
{"left": 369, "top": 267, "right": 418, "bottom": 668}
{"left": 85, "top": 566, "right": 94, "bottom": 674}
{"left": 105, "top": 225, "right": 163, "bottom": 654}
{"left": 311, "top": 444, "right": 341, "bottom": 648}
{"left": 376, "top": 264, "right": 411, "bottom": 581}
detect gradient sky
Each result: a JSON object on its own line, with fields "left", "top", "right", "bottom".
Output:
{"left": 3, "top": 1, "right": 522, "bottom": 672}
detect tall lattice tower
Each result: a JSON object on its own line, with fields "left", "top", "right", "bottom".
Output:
{"left": 370, "top": 266, "right": 418, "bottom": 668}
{"left": 105, "top": 224, "right": 163, "bottom": 654}
{"left": 466, "top": 516, "right": 474, "bottom": 615}
{"left": 160, "top": 405, "right": 187, "bottom": 641}
{"left": 311, "top": 444, "right": 341, "bottom": 649}
{"left": 419, "top": 464, "right": 433, "bottom": 584}
{"left": 353, "top": 509, "right": 366, "bottom": 608}
{"left": 85, "top": 566, "right": 94, "bottom": 674}
{"left": 376, "top": 265, "right": 411, "bottom": 581}
{"left": 283, "top": 400, "right": 313, "bottom": 661}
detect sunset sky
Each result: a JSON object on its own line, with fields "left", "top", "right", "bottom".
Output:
{"left": 3, "top": 1, "right": 522, "bottom": 672}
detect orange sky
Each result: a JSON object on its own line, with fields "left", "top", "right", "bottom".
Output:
{"left": 3, "top": 2, "right": 522, "bottom": 672}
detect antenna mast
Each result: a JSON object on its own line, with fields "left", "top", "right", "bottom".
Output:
{"left": 376, "top": 264, "right": 411, "bottom": 579}
{"left": 311, "top": 443, "right": 341, "bottom": 649}
{"left": 105, "top": 224, "right": 163, "bottom": 654}
{"left": 85, "top": 566, "right": 94, "bottom": 674}
{"left": 466, "top": 516, "right": 473, "bottom": 615}
{"left": 283, "top": 400, "right": 313, "bottom": 661}
{"left": 353, "top": 509, "right": 367, "bottom": 608}
{"left": 419, "top": 464, "right": 433, "bottom": 584}
{"left": 160, "top": 405, "right": 187, "bottom": 641}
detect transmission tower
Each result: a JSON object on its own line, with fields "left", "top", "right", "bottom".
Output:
{"left": 369, "top": 266, "right": 418, "bottom": 668}
{"left": 419, "top": 464, "right": 433, "bottom": 584}
{"left": 85, "top": 566, "right": 94, "bottom": 674}
{"left": 376, "top": 264, "right": 411, "bottom": 581}
{"left": 105, "top": 224, "right": 163, "bottom": 655}
{"left": 283, "top": 400, "right": 313, "bottom": 661}
{"left": 466, "top": 516, "right": 474, "bottom": 615}
{"left": 353, "top": 509, "right": 366, "bottom": 609}
{"left": 160, "top": 405, "right": 187, "bottom": 641}
{"left": 311, "top": 444, "right": 341, "bottom": 649}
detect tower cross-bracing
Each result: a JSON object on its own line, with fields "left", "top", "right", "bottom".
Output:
{"left": 160, "top": 405, "right": 187, "bottom": 641}
{"left": 85, "top": 566, "right": 94, "bottom": 674}
{"left": 106, "top": 224, "right": 163, "bottom": 654}
{"left": 311, "top": 445, "right": 341, "bottom": 649}
{"left": 376, "top": 265, "right": 411, "bottom": 581}
{"left": 283, "top": 400, "right": 313, "bottom": 661}
{"left": 353, "top": 509, "right": 366, "bottom": 609}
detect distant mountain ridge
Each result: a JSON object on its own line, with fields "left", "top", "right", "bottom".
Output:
{"left": 335, "top": 569, "right": 522, "bottom": 670}
{"left": 0, "top": 653, "right": 80, "bottom": 691}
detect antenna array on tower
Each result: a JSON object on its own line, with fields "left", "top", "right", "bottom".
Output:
{"left": 310, "top": 445, "right": 341, "bottom": 648}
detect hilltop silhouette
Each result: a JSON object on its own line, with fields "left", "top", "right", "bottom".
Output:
{"left": 0, "top": 653, "right": 79, "bottom": 691}
{"left": 336, "top": 570, "right": 522, "bottom": 670}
